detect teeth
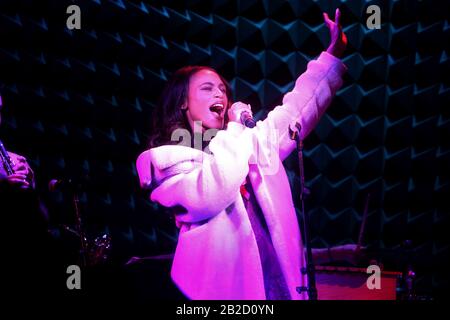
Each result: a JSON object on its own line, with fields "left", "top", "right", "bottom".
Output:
{"left": 210, "top": 103, "right": 224, "bottom": 114}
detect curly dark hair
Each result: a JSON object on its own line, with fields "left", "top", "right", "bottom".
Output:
{"left": 148, "top": 66, "right": 232, "bottom": 149}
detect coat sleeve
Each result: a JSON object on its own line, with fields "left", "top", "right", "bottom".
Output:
{"left": 256, "top": 51, "right": 347, "bottom": 161}
{"left": 137, "top": 124, "right": 252, "bottom": 223}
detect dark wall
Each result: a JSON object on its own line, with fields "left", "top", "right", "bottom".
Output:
{"left": 0, "top": 0, "right": 448, "bottom": 299}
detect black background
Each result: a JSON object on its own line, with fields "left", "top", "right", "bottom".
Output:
{"left": 0, "top": 0, "right": 448, "bottom": 301}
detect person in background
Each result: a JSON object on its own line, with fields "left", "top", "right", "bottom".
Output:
{"left": 0, "top": 94, "right": 62, "bottom": 303}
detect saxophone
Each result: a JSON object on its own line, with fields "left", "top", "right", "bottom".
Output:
{"left": 0, "top": 139, "right": 15, "bottom": 175}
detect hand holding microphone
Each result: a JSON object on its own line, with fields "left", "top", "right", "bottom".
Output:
{"left": 228, "top": 102, "right": 256, "bottom": 128}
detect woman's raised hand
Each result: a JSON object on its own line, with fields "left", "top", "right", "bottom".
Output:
{"left": 324, "top": 8, "right": 348, "bottom": 58}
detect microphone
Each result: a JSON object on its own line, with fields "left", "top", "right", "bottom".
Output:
{"left": 240, "top": 111, "right": 256, "bottom": 128}
{"left": 48, "top": 176, "right": 90, "bottom": 192}
{"left": 48, "top": 179, "right": 76, "bottom": 192}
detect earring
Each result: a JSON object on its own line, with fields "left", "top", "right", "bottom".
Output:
{"left": 181, "top": 104, "right": 187, "bottom": 110}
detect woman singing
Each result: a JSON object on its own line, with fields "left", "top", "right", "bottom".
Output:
{"left": 137, "top": 9, "right": 347, "bottom": 300}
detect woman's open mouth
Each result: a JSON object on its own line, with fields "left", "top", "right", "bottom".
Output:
{"left": 210, "top": 103, "right": 224, "bottom": 118}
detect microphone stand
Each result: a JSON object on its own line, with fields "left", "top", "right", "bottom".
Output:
{"left": 73, "top": 191, "right": 88, "bottom": 267}
{"left": 54, "top": 180, "right": 88, "bottom": 267}
{"left": 289, "top": 122, "right": 318, "bottom": 300}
